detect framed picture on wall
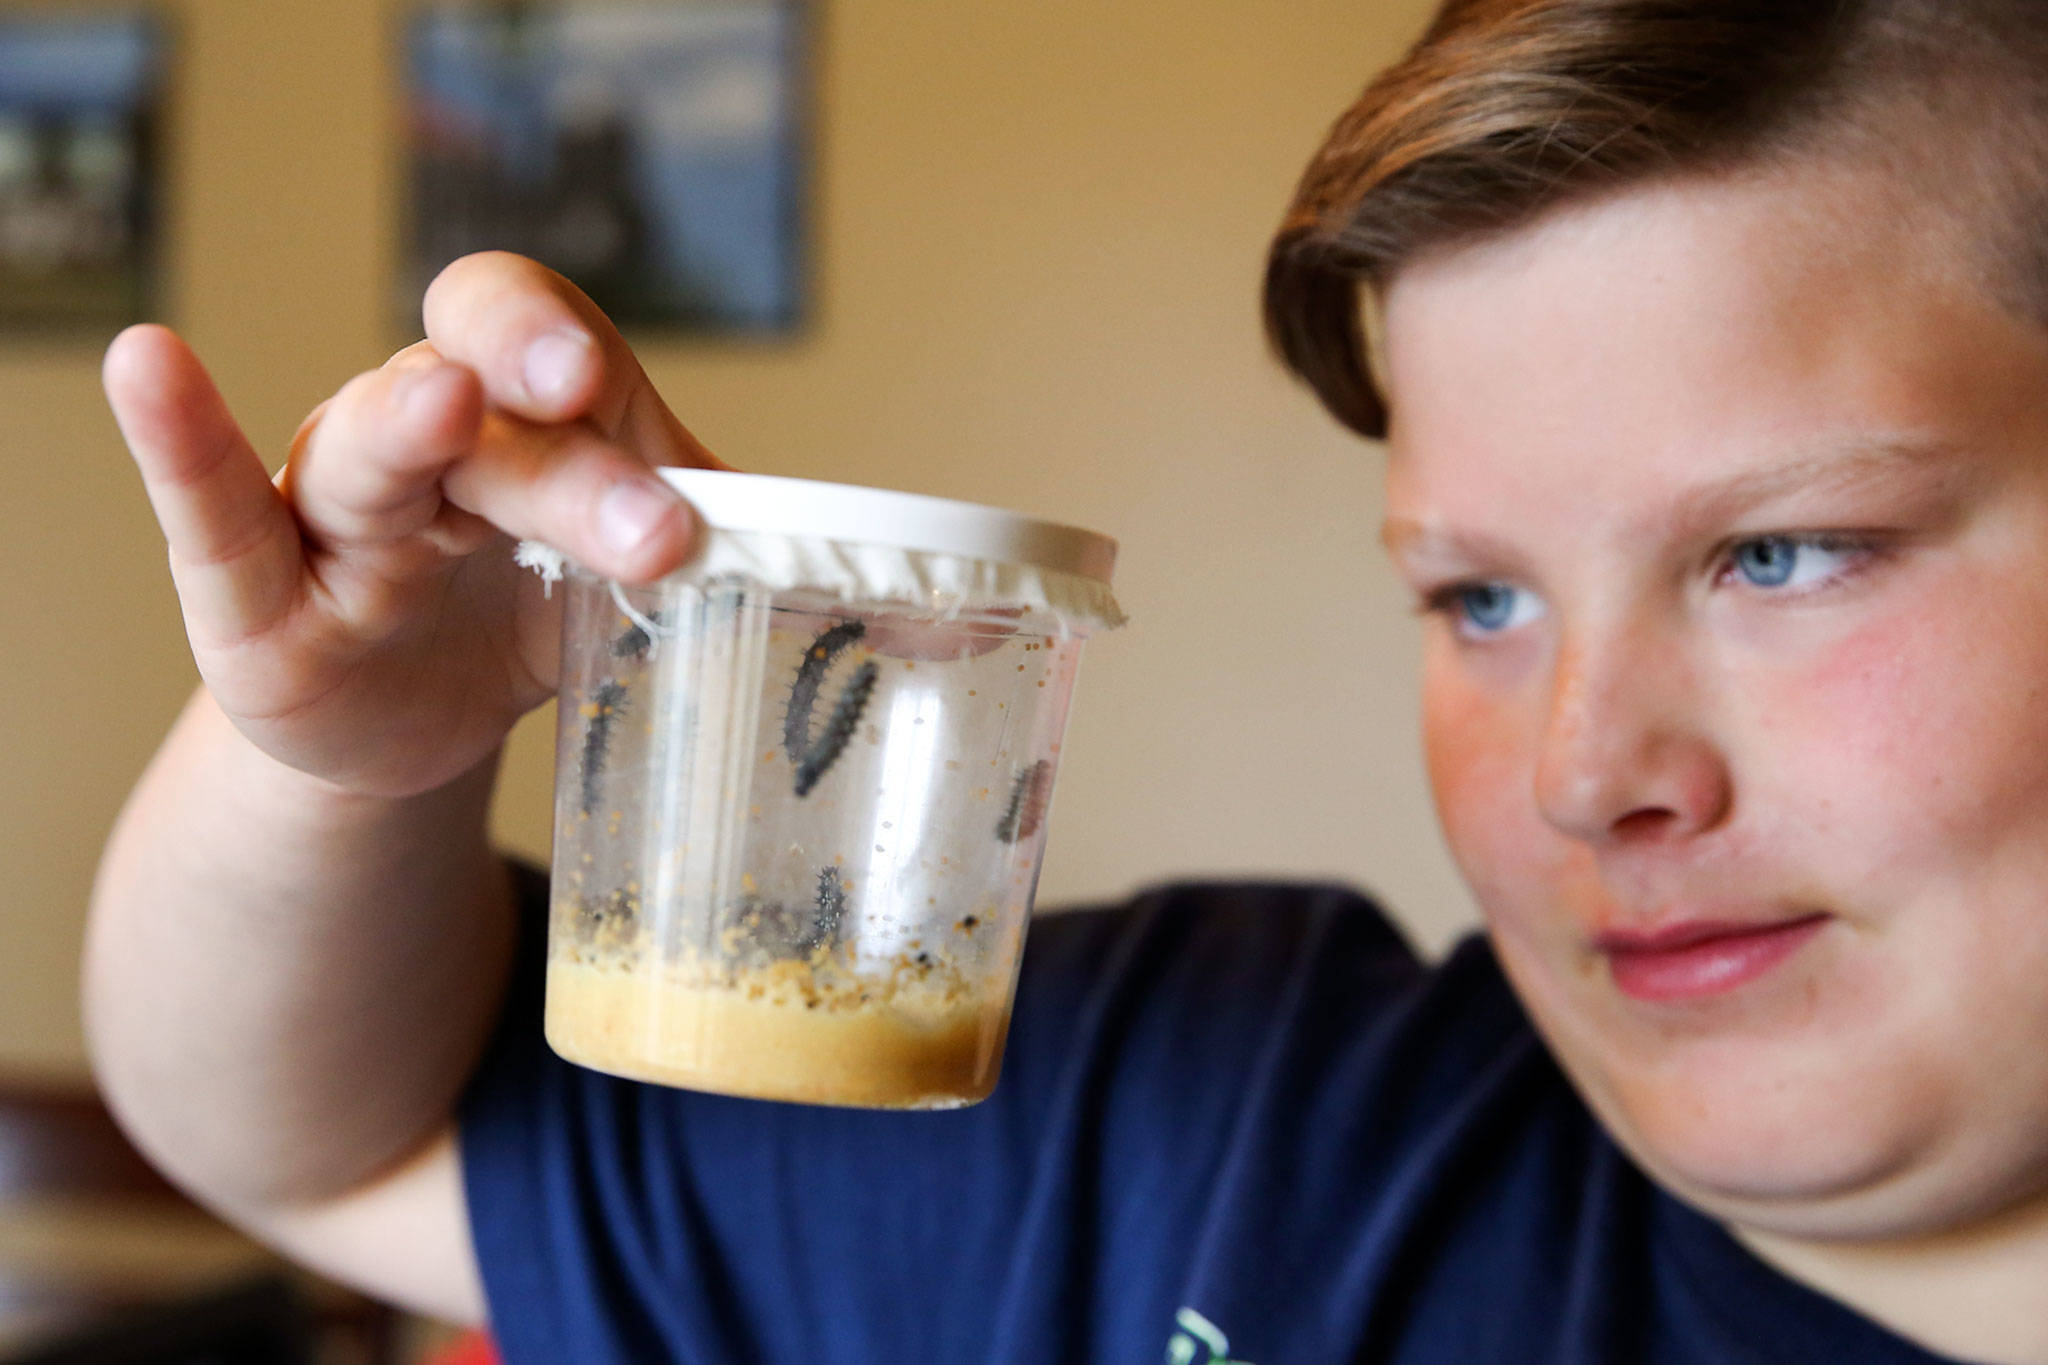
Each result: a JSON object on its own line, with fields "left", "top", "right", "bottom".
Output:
{"left": 402, "top": 0, "right": 808, "bottom": 335}
{"left": 0, "top": 9, "right": 166, "bottom": 331}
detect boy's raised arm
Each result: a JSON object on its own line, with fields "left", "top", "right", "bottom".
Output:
{"left": 82, "top": 253, "right": 729, "bottom": 1317}
{"left": 85, "top": 686, "right": 512, "bottom": 1325}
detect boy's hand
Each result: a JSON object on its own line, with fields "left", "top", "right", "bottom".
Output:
{"left": 104, "top": 251, "right": 731, "bottom": 799}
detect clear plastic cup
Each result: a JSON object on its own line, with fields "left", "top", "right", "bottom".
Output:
{"left": 531, "top": 470, "right": 1122, "bottom": 1108}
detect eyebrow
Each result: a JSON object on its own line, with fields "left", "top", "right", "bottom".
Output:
{"left": 1381, "top": 433, "right": 1962, "bottom": 561}
{"left": 1678, "top": 434, "right": 1961, "bottom": 513}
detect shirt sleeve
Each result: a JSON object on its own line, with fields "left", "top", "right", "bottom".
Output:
{"left": 457, "top": 860, "right": 1424, "bottom": 1364}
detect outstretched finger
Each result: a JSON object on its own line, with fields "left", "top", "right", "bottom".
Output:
{"left": 103, "top": 325, "right": 305, "bottom": 647}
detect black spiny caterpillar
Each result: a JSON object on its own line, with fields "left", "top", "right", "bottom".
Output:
{"left": 783, "top": 621, "right": 867, "bottom": 755}
{"left": 578, "top": 679, "right": 629, "bottom": 816}
{"left": 792, "top": 661, "right": 878, "bottom": 796}
{"left": 784, "top": 621, "right": 876, "bottom": 797}
{"left": 813, "top": 866, "right": 848, "bottom": 944}
{"left": 719, "top": 868, "right": 849, "bottom": 962}
{"left": 995, "top": 759, "right": 1053, "bottom": 844}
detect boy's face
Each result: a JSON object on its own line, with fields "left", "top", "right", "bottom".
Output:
{"left": 1380, "top": 165, "right": 2048, "bottom": 1240}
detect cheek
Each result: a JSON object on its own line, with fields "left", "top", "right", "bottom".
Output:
{"left": 1422, "top": 647, "right": 1573, "bottom": 915}
{"left": 1422, "top": 648, "right": 1507, "bottom": 847}
{"left": 1750, "top": 572, "right": 2048, "bottom": 1095}
{"left": 1746, "top": 575, "right": 2048, "bottom": 871}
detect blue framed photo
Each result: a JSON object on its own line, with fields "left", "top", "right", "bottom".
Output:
{"left": 404, "top": 1, "right": 807, "bottom": 334}
{"left": 0, "top": 9, "right": 166, "bottom": 330}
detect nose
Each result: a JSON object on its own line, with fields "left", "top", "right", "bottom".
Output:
{"left": 1532, "top": 622, "right": 1731, "bottom": 846}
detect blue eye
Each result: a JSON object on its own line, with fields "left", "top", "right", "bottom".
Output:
{"left": 1729, "top": 535, "right": 1867, "bottom": 591}
{"left": 1732, "top": 537, "right": 1797, "bottom": 587}
{"left": 1460, "top": 584, "right": 1517, "bottom": 630}
{"left": 1435, "top": 582, "right": 1542, "bottom": 638}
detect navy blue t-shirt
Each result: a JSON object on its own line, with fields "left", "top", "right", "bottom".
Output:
{"left": 458, "top": 865, "right": 1958, "bottom": 1363}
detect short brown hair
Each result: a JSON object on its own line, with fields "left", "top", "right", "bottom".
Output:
{"left": 1265, "top": 0, "right": 2048, "bottom": 440}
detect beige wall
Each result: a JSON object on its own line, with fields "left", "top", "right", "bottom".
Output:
{"left": 2, "top": 0, "right": 1472, "bottom": 1083}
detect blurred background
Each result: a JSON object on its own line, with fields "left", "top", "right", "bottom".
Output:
{"left": 0, "top": 0, "right": 1456, "bottom": 1357}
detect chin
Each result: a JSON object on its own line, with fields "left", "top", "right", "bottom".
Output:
{"left": 1653, "top": 1118, "right": 2048, "bottom": 1244}
{"left": 1602, "top": 1051, "right": 1928, "bottom": 1215}
{"left": 1566, "top": 1018, "right": 2048, "bottom": 1243}
{"left": 1497, "top": 935, "right": 1966, "bottom": 1236}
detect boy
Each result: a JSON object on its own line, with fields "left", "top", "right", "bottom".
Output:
{"left": 90, "top": 0, "right": 2048, "bottom": 1359}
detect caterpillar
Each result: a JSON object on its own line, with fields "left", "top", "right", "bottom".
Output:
{"left": 812, "top": 866, "right": 848, "bottom": 945}
{"left": 578, "top": 679, "right": 629, "bottom": 816}
{"left": 792, "top": 662, "right": 878, "bottom": 797}
{"left": 785, "top": 621, "right": 876, "bottom": 797}
{"left": 995, "top": 758, "right": 1053, "bottom": 844}
{"left": 783, "top": 621, "right": 867, "bottom": 755}
{"left": 720, "top": 867, "right": 849, "bottom": 963}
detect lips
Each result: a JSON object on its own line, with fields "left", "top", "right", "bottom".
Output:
{"left": 1596, "top": 913, "right": 1831, "bottom": 1002}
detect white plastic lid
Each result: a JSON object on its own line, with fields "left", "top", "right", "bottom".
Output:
{"left": 657, "top": 468, "right": 1118, "bottom": 587}
{"left": 514, "top": 469, "right": 1126, "bottom": 633}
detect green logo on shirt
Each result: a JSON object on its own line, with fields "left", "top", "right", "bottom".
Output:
{"left": 1166, "top": 1307, "right": 1255, "bottom": 1365}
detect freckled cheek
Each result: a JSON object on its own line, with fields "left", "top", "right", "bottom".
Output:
{"left": 1422, "top": 662, "right": 1556, "bottom": 915}
{"left": 1769, "top": 619, "right": 1936, "bottom": 769}
{"left": 1747, "top": 599, "right": 2048, "bottom": 859}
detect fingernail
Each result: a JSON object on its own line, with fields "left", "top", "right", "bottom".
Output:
{"left": 524, "top": 328, "right": 594, "bottom": 408}
{"left": 598, "top": 479, "right": 684, "bottom": 558}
